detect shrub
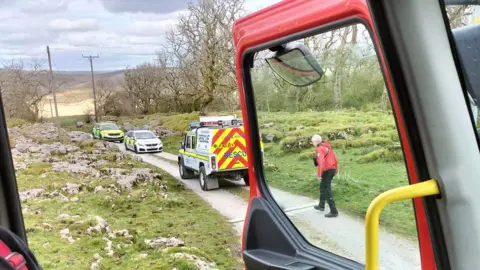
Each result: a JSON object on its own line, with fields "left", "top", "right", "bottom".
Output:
{"left": 357, "top": 148, "right": 404, "bottom": 163}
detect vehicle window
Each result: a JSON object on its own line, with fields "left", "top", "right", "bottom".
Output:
{"left": 135, "top": 132, "right": 156, "bottom": 139}
{"left": 441, "top": 3, "right": 480, "bottom": 141}
{"left": 192, "top": 136, "right": 197, "bottom": 149}
{"left": 126, "top": 131, "right": 132, "bottom": 137}
{"left": 249, "top": 23, "right": 421, "bottom": 267}
{"left": 99, "top": 124, "right": 118, "bottom": 130}
{"left": 186, "top": 135, "right": 193, "bottom": 149}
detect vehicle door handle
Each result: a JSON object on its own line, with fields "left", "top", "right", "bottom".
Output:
{"left": 365, "top": 179, "right": 440, "bottom": 270}
{"left": 243, "top": 249, "right": 315, "bottom": 270}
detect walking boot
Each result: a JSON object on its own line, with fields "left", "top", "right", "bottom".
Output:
{"left": 314, "top": 205, "right": 325, "bottom": 211}
{"left": 325, "top": 212, "right": 339, "bottom": 218}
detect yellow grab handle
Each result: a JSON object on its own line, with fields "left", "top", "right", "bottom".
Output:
{"left": 365, "top": 179, "right": 440, "bottom": 270}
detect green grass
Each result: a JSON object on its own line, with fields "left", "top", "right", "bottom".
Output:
{"left": 17, "top": 142, "right": 241, "bottom": 269}
{"left": 116, "top": 111, "right": 415, "bottom": 238}
{"left": 263, "top": 147, "right": 416, "bottom": 237}
{"left": 58, "top": 111, "right": 416, "bottom": 238}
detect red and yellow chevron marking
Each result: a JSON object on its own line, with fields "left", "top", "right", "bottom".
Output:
{"left": 211, "top": 127, "right": 248, "bottom": 170}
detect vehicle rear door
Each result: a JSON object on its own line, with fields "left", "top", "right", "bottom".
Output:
{"left": 233, "top": 0, "right": 465, "bottom": 269}
{"left": 0, "top": 94, "right": 28, "bottom": 245}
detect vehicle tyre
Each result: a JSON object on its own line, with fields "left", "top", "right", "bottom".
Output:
{"left": 134, "top": 145, "right": 139, "bottom": 154}
{"left": 124, "top": 141, "right": 128, "bottom": 151}
{"left": 119, "top": 139, "right": 124, "bottom": 143}
{"left": 199, "top": 166, "right": 209, "bottom": 191}
{"left": 179, "top": 159, "right": 194, "bottom": 179}
{"left": 243, "top": 172, "right": 250, "bottom": 187}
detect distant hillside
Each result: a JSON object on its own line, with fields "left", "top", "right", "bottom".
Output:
{"left": 53, "top": 70, "right": 125, "bottom": 91}
{"left": 0, "top": 69, "right": 125, "bottom": 92}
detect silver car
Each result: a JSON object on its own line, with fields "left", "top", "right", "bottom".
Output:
{"left": 124, "top": 130, "right": 163, "bottom": 153}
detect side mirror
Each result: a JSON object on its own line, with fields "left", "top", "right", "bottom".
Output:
{"left": 265, "top": 42, "right": 324, "bottom": 87}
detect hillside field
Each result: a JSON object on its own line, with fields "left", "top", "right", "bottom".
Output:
{"left": 55, "top": 110, "right": 418, "bottom": 238}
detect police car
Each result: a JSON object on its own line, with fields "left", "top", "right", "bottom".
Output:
{"left": 124, "top": 129, "right": 163, "bottom": 154}
{"left": 92, "top": 122, "right": 124, "bottom": 143}
{"left": 178, "top": 115, "right": 263, "bottom": 191}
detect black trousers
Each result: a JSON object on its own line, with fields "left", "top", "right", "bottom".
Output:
{"left": 319, "top": 169, "right": 337, "bottom": 213}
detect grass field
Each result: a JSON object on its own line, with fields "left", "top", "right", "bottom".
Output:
{"left": 13, "top": 123, "right": 242, "bottom": 269}
{"left": 53, "top": 110, "right": 417, "bottom": 238}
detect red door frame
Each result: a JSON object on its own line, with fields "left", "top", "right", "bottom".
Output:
{"left": 233, "top": 0, "right": 436, "bottom": 269}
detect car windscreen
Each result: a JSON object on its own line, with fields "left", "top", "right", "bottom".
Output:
{"left": 135, "top": 132, "right": 156, "bottom": 139}
{"left": 99, "top": 124, "right": 119, "bottom": 130}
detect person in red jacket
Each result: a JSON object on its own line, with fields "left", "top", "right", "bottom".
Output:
{"left": 311, "top": 134, "right": 339, "bottom": 217}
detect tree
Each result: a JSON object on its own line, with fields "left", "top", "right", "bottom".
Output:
{"left": 123, "top": 63, "right": 164, "bottom": 114}
{"left": 96, "top": 78, "right": 118, "bottom": 117}
{"left": 0, "top": 59, "right": 64, "bottom": 120}
{"left": 175, "top": 0, "right": 245, "bottom": 112}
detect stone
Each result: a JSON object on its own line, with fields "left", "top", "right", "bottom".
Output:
{"left": 58, "top": 145, "right": 67, "bottom": 155}
{"left": 94, "top": 186, "right": 105, "bottom": 193}
{"left": 265, "top": 134, "right": 276, "bottom": 143}
{"left": 76, "top": 121, "right": 84, "bottom": 128}
{"left": 18, "top": 188, "right": 45, "bottom": 202}
{"left": 171, "top": 253, "right": 217, "bottom": 270}
{"left": 145, "top": 237, "right": 184, "bottom": 248}
{"left": 94, "top": 142, "right": 106, "bottom": 150}
{"left": 68, "top": 131, "right": 93, "bottom": 142}
{"left": 61, "top": 183, "right": 82, "bottom": 194}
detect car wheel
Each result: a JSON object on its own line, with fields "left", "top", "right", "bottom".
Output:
{"left": 199, "top": 166, "right": 209, "bottom": 191}
{"left": 179, "top": 159, "right": 194, "bottom": 179}
{"left": 134, "top": 145, "right": 139, "bottom": 154}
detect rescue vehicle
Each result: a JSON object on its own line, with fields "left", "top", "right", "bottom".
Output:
{"left": 124, "top": 129, "right": 163, "bottom": 154}
{"left": 177, "top": 115, "right": 262, "bottom": 191}
{"left": 91, "top": 121, "right": 124, "bottom": 143}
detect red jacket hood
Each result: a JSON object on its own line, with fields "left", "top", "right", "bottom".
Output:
{"left": 319, "top": 141, "right": 332, "bottom": 148}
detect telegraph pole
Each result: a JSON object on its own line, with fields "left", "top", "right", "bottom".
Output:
{"left": 46, "top": 46, "right": 61, "bottom": 139}
{"left": 49, "top": 99, "right": 53, "bottom": 118}
{"left": 82, "top": 54, "right": 99, "bottom": 122}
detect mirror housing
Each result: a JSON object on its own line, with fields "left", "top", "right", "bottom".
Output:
{"left": 265, "top": 42, "right": 324, "bottom": 87}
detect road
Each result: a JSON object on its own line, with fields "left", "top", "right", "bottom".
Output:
{"left": 119, "top": 145, "right": 421, "bottom": 270}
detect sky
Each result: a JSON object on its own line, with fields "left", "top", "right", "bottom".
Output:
{"left": 0, "top": 0, "right": 281, "bottom": 71}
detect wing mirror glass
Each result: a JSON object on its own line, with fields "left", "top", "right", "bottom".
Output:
{"left": 265, "top": 42, "right": 324, "bottom": 87}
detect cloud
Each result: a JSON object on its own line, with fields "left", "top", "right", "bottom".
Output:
{"left": 48, "top": 18, "right": 99, "bottom": 32}
{"left": 20, "top": 0, "right": 68, "bottom": 14}
{"left": 125, "top": 20, "right": 176, "bottom": 37}
{"left": 99, "top": 0, "right": 189, "bottom": 14}
{"left": 0, "top": 0, "right": 282, "bottom": 70}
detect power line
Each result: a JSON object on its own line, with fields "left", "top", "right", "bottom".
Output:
{"left": 82, "top": 54, "right": 99, "bottom": 123}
